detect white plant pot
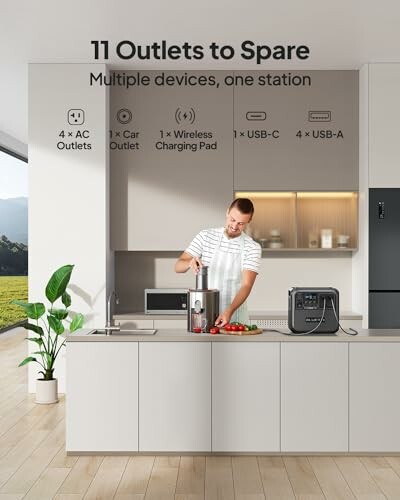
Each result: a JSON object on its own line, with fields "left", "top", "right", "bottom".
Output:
{"left": 36, "top": 378, "right": 58, "bottom": 404}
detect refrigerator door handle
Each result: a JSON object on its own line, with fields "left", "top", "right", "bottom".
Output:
{"left": 378, "top": 201, "right": 385, "bottom": 219}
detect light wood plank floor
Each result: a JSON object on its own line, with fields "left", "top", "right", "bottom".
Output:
{"left": 0, "top": 327, "right": 398, "bottom": 499}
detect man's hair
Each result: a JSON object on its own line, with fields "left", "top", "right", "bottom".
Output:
{"left": 228, "top": 198, "right": 254, "bottom": 217}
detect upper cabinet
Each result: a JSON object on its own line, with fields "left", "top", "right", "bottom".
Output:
{"left": 369, "top": 64, "right": 400, "bottom": 188}
{"left": 234, "top": 71, "right": 359, "bottom": 191}
{"left": 237, "top": 191, "right": 358, "bottom": 251}
{"left": 110, "top": 70, "right": 359, "bottom": 251}
{"left": 110, "top": 71, "right": 234, "bottom": 251}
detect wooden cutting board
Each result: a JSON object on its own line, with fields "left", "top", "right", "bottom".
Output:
{"left": 220, "top": 328, "right": 263, "bottom": 336}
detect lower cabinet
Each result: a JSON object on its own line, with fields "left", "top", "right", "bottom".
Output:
{"left": 67, "top": 339, "right": 400, "bottom": 453}
{"left": 139, "top": 342, "right": 211, "bottom": 452}
{"left": 281, "top": 342, "right": 348, "bottom": 452}
{"left": 212, "top": 342, "right": 280, "bottom": 452}
{"left": 350, "top": 343, "right": 400, "bottom": 452}
{"left": 66, "top": 342, "right": 139, "bottom": 452}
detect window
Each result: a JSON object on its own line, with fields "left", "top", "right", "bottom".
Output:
{"left": 0, "top": 147, "right": 28, "bottom": 331}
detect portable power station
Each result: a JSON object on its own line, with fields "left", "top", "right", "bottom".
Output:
{"left": 288, "top": 287, "right": 340, "bottom": 334}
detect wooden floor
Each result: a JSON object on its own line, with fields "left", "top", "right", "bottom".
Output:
{"left": 1, "top": 330, "right": 400, "bottom": 499}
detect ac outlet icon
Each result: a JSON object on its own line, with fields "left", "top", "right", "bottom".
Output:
{"left": 68, "top": 109, "right": 85, "bottom": 125}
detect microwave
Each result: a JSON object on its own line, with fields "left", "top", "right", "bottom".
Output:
{"left": 144, "top": 288, "right": 188, "bottom": 315}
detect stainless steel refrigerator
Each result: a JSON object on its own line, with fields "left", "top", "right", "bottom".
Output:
{"left": 369, "top": 188, "right": 400, "bottom": 327}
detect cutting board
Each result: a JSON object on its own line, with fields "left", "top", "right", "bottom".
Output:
{"left": 220, "top": 328, "right": 263, "bottom": 336}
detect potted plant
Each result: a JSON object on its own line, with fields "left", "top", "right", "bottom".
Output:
{"left": 12, "top": 264, "right": 84, "bottom": 404}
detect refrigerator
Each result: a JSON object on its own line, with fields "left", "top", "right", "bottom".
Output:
{"left": 369, "top": 188, "right": 400, "bottom": 328}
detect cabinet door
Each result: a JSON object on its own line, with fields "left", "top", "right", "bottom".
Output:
{"left": 139, "top": 342, "right": 211, "bottom": 452}
{"left": 281, "top": 342, "right": 348, "bottom": 452}
{"left": 350, "top": 343, "right": 400, "bottom": 451}
{"left": 66, "top": 342, "right": 138, "bottom": 452}
{"left": 234, "top": 70, "right": 358, "bottom": 191}
{"left": 369, "top": 64, "right": 400, "bottom": 187}
{"left": 212, "top": 342, "right": 280, "bottom": 452}
{"left": 111, "top": 70, "right": 234, "bottom": 250}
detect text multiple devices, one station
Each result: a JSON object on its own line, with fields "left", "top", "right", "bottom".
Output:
{"left": 288, "top": 287, "right": 340, "bottom": 334}
{"left": 188, "top": 266, "right": 219, "bottom": 333}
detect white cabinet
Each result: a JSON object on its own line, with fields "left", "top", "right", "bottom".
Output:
{"left": 369, "top": 64, "right": 400, "bottom": 187}
{"left": 212, "top": 342, "right": 280, "bottom": 452}
{"left": 281, "top": 342, "right": 348, "bottom": 452}
{"left": 350, "top": 343, "right": 400, "bottom": 452}
{"left": 234, "top": 70, "right": 358, "bottom": 191}
{"left": 139, "top": 342, "right": 211, "bottom": 452}
{"left": 66, "top": 342, "right": 138, "bottom": 452}
{"left": 110, "top": 70, "right": 234, "bottom": 251}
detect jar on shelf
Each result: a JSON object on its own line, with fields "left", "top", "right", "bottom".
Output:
{"left": 320, "top": 229, "right": 333, "bottom": 249}
{"left": 268, "top": 229, "right": 283, "bottom": 249}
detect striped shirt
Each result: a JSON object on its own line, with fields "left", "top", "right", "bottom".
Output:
{"left": 186, "top": 227, "right": 261, "bottom": 274}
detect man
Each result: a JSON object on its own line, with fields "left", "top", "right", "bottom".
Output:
{"left": 175, "top": 198, "right": 261, "bottom": 327}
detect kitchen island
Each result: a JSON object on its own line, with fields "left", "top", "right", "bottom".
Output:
{"left": 66, "top": 328, "right": 400, "bottom": 454}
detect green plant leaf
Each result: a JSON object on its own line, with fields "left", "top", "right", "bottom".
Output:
{"left": 24, "top": 322, "right": 44, "bottom": 336}
{"left": 44, "top": 353, "right": 53, "bottom": 369}
{"left": 45, "top": 265, "right": 74, "bottom": 303}
{"left": 62, "top": 291, "right": 71, "bottom": 308}
{"left": 12, "top": 301, "right": 45, "bottom": 320}
{"left": 49, "top": 308, "right": 68, "bottom": 320}
{"left": 69, "top": 313, "right": 84, "bottom": 332}
{"left": 48, "top": 315, "right": 64, "bottom": 335}
{"left": 25, "top": 337, "right": 44, "bottom": 346}
{"left": 18, "top": 356, "right": 37, "bottom": 367}
{"left": 11, "top": 299, "right": 29, "bottom": 309}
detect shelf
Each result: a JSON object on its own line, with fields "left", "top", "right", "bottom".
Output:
{"left": 236, "top": 191, "right": 358, "bottom": 251}
{"left": 261, "top": 248, "right": 357, "bottom": 252}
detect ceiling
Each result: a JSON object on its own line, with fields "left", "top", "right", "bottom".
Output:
{"left": 2, "top": 0, "right": 400, "bottom": 146}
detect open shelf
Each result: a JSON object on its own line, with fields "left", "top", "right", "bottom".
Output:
{"left": 236, "top": 191, "right": 358, "bottom": 251}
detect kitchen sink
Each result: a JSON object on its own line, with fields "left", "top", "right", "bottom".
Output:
{"left": 89, "top": 329, "right": 157, "bottom": 336}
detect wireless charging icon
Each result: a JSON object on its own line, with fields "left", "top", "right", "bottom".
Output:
{"left": 117, "top": 108, "right": 132, "bottom": 124}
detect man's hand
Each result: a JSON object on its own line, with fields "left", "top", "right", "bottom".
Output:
{"left": 188, "top": 256, "right": 203, "bottom": 274}
{"left": 215, "top": 309, "right": 232, "bottom": 328}
{"left": 175, "top": 252, "right": 203, "bottom": 274}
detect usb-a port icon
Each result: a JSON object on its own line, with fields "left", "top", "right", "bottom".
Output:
{"left": 308, "top": 111, "right": 331, "bottom": 122}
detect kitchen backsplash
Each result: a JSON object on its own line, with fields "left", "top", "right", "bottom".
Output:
{"left": 115, "top": 251, "right": 353, "bottom": 312}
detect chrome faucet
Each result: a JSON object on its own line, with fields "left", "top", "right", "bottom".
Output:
{"left": 105, "top": 290, "right": 120, "bottom": 335}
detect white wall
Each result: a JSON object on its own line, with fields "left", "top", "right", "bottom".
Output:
{"left": 28, "top": 63, "right": 110, "bottom": 392}
{"left": 352, "top": 64, "right": 369, "bottom": 327}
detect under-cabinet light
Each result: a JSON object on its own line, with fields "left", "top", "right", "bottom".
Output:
{"left": 235, "top": 192, "right": 296, "bottom": 199}
{"left": 297, "top": 192, "right": 357, "bottom": 198}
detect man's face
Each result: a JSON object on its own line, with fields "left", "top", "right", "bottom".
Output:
{"left": 225, "top": 207, "right": 252, "bottom": 238}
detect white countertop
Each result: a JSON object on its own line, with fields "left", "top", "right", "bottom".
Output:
{"left": 67, "top": 327, "right": 399, "bottom": 342}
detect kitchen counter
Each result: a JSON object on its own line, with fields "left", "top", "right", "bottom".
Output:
{"left": 67, "top": 327, "right": 399, "bottom": 342}
{"left": 66, "top": 326, "right": 400, "bottom": 454}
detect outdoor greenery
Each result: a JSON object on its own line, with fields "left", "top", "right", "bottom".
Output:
{"left": 0, "top": 235, "right": 28, "bottom": 276}
{"left": 12, "top": 265, "right": 84, "bottom": 380}
{"left": 0, "top": 275, "right": 28, "bottom": 328}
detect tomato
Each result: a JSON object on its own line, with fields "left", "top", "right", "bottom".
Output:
{"left": 210, "top": 327, "right": 219, "bottom": 335}
{"left": 193, "top": 327, "right": 202, "bottom": 333}
{"left": 230, "top": 325, "right": 239, "bottom": 331}
{"left": 238, "top": 324, "right": 245, "bottom": 331}
{"left": 224, "top": 324, "right": 232, "bottom": 331}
